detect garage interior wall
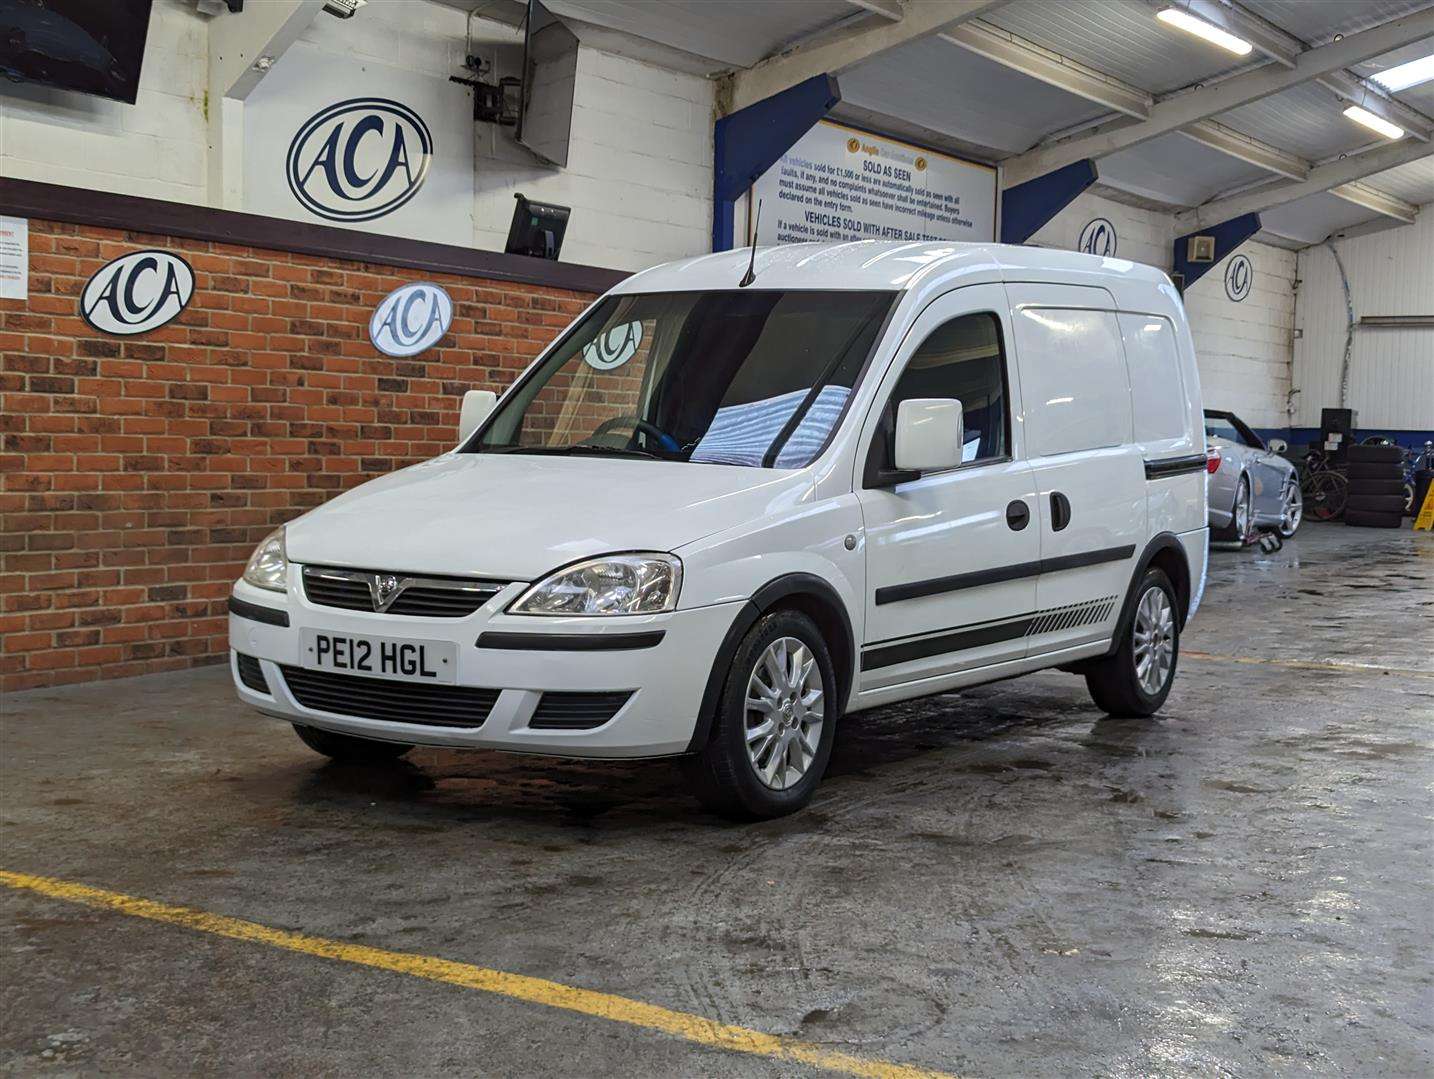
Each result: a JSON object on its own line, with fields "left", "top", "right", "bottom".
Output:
{"left": 1292, "top": 211, "right": 1434, "bottom": 438}
{"left": 1029, "top": 191, "right": 1297, "bottom": 430}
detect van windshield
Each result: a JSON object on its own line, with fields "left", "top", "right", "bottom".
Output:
{"left": 468, "top": 290, "right": 896, "bottom": 467}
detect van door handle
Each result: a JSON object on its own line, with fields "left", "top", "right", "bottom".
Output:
{"left": 1050, "top": 492, "right": 1072, "bottom": 532}
{"left": 1005, "top": 499, "right": 1030, "bottom": 530}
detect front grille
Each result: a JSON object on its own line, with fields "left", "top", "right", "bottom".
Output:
{"left": 235, "top": 653, "right": 269, "bottom": 693}
{"left": 302, "top": 565, "right": 507, "bottom": 617}
{"left": 529, "top": 691, "right": 632, "bottom": 731}
{"left": 279, "top": 666, "right": 498, "bottom": 728}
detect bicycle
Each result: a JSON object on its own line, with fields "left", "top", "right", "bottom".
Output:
{"left": 1300, "top": 446, "right": 1349, "bottom": 521}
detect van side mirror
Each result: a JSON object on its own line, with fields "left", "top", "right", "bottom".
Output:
{"left": 893, "top": 398, "right": 964, "bottom": 474}
{"left": 458, "top": 390, "right": 497, "bottom": 442}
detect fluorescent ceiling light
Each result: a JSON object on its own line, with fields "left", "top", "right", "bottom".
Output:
{"left": 1370, "top": 53, "right": 1434, "bottom": 93}
{"left": 1155, "top": 7, "right": 1253, "bottom": 56}
{"left": 1343, "top": 105, "right": 1405, "bottom": 140}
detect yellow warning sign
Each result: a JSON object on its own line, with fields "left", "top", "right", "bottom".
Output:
{"left": 1415, "top": 482, "right": 1434, "bottom": 531}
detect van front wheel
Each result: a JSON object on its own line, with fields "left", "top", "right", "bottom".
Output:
{"left": 1085, "top": 569, "right": 1179, "bottom": 717}
{"left": 685, "top": 610, "right": 837, "bottom": 820}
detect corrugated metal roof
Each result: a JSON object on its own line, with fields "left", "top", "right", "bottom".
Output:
{"left": 1363, "top": 155, "right": 1434, "bottom": 203}
{"left": 987, "top": 0, "right": 1245, "bottom": 95}
{"left": 1245, "top": 0, "right": 1434, "bottom": 45}
{"left": 1220, "top": 82, "right": 1392, "bottom": 161}
{"left": 841, "top": 37, "right": 1108, "bottom": 158}
{"left": 1098, "top": 132, "right": 1273, "bottom": 206}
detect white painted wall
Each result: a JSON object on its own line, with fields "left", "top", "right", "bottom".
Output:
{"left": 1292, "top": 210, "right": 1434, "bottom": 431}
{"left": 1029, "top": 190, "right": 1296, "bottom": 429}
{"left": 0, "top": 0, "right": 208, "bottom": 205}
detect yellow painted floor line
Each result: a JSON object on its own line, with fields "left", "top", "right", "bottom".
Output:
{"left": 1183, "top": 650, "right": 1433, "bottom": 678}
{"left": 0, "top": 870, "right": 956, "bottom": 1079}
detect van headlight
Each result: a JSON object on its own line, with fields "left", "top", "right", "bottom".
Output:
{"left": 242, "top": 528, "right": 289, "bottom": 592}
{"left": 510, "top": 553, "right": 682, "bottom": 616}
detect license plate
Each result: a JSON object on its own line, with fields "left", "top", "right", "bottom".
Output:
{"left": 301, "top": 629, "right": 457, "bottom": 684}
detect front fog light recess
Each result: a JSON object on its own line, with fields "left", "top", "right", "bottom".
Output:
{"left": 243, "top": 528, "right": 289, "bottom": 592}
{"left": 512, "top": 553, "right": 682, "bottom": 616}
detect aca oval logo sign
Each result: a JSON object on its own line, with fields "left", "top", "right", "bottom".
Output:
{"left": 369, "top": 282, "right": 453, "bottom": 357}
{"left": 582, "top": 320, "right": 643, "bottom": 371}
{"left": 286, "top": 98, "right": 433, "bottom": 222}
{"left": 1078, "top": 217, "right": 1117, "bottom": 257}
{"left": 80, "top": 250, "right": 194, "bottom": 336}
{"left": 1225, "top": 254, "right": 1253, "bottom": 302}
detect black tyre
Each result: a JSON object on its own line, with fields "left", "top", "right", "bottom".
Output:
{"left": 293, "top": 723, "right": 412, "bottom": 762}
{"left": 1212, "top": 476, "right": 1250, "bottom": 542}
{"left": 1346, "top": 444, "right": 1403, "bottom": 464}
{"left": 1344, "top": 494, "right": 1406, "bottom": 514}
{"left": 684, "top": 610, "right": 837, "bottom": 820}
{"left": 1347, "top": 478, "right": 1407, "bottom": 497}
{"left": 1344, "top": 509, "right": 1404, "bottom": 529}
{"left": 1085, "top": 569, "right": 1179, "bottom": 718}
{"left": 1346, "top": 462, "right": 1402, "bottom": 481}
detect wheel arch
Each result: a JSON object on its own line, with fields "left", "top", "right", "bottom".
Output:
{"left": 1101, "top": 534, "right": 1193, "bottom": 663}
{"left": 685, "top": 573, "right": 855, "bottom": 753}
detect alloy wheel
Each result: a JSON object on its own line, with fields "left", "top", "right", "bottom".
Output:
{"left": 1282, "top": 482, "right": 1303, "bottom": 535}
{"left": 744, "top": 636, "right": 825, "bottom": 790}
{"left": 1132, "top": 586, "right": 1175, "bottom": 696}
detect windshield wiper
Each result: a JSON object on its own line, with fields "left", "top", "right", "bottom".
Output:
{"left": 562, "top": 443, "right": 662, "bottom": 459}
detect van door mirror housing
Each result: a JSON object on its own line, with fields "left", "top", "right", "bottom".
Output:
{"left": 458, "top": 390, "right": 498, "bottom": 442}
{"left": 893, "top": 398, "right": 964, "bottom": 474}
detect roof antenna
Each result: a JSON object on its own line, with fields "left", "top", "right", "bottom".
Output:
{"left": 739, "top": 199, "right": 762, "bottom": 288}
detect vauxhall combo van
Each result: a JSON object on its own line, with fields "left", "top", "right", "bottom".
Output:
{"left": 230, "top": 241, "right": 1209, "bottom": 818}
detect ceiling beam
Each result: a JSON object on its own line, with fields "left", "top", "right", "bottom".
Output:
{"left": 1180, "top": 120, "right": 1309, "bottom": 181}
{"left": 208, "top": 0, "right": 324, "bottom": 101}
{"left": 844, "top": 0, "right": 905, "bottom": 21}
{"left": 1317, "top": 71, "right": 1434, "bottom": 142}
{"left": 1174, "top": 140, "right": 1433, "bottom": 230}
{"left": 1331, "top": 180, "right": 1420, "bottom": 223}
{"left": 726, "top": 0, "right": 1008, "bottom": 113}
{"left": 940, "top": 20, "right": 1152, "bottom": 119}
{"left": 1002, "top": 6, "right": 1434, "bottom": 187}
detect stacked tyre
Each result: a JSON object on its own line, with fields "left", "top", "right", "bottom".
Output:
{"left": 1344, "top": 444, "right": 1405, "bottom": 528}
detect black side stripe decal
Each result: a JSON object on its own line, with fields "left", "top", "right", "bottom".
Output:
{"left": 862, "top": 594, "right": 1119, "bottom": 671}
{"left": 874, "top": 545, "right": 1135, "bottom": 606}
{"left": 1144, "top": 454, "right": 1207, "bottom": 479}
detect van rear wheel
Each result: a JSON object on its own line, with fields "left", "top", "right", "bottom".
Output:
{"left": 684, "top": 610, "right": 837, "bottom": 820}
{"left": 1085, "top": 569, "right": 1179, "bottom": 717}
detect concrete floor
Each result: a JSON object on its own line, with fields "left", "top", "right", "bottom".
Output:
{"left": 3, "top": 522, "right": 1432, "bottom": 1077}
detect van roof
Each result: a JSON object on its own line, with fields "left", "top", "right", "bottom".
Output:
{"left": 614, "top": 240, "right": 1175, "bottom": 299}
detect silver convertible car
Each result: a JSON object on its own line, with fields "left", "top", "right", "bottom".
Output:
{"left": 1205, "top": 409, "right": 1302, "bottom": 541}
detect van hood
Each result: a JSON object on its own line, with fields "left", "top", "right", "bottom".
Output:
{"left": 283, "top": 452, "right": 812, "bottom": 580}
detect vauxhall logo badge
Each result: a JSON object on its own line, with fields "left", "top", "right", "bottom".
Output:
{"left": 373, "top": 574, "right": 401, "bottom": 610}
{"left": 369, "top": 282, "right": 453, "bottom": 357}
{"left": 80, "top": 250, "right": 194, "bottom": 336}
{"left": 286, "top": 97, "right": 433, "bottom": 222}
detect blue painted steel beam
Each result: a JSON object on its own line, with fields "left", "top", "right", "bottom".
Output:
{"left": 1172, "top": 212, "right": 1262, "bottom": 290}
{"left": 999, "top": 159, "right": 1098, "bottom": 245}
{"left": 712, "top": 74, "right": 841, "bottom": 251}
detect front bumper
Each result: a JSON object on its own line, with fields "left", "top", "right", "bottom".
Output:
{"left": 228, "top": 573, "right": 741, "bottom": 759}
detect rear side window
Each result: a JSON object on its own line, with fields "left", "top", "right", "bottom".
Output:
{"left": 1012, "top": 306, "right": 1131, "bottom": 457}
{"left": 869, "top": 312, "right": 1009, "bottom": 473}
{"left": 1119, "top": 314, "right": 1187, "bottom": 444}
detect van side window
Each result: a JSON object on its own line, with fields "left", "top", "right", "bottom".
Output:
{"left": 1012, "top": 307, "right": 1132, "bottom": 457}
{"left": 868, "top": 312, "right": 1009, "bottom": 478}
{"left": 1118, "top": 314, "right": 1187, "bottom": 444}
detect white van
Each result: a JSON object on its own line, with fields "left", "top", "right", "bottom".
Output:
{"left": 229, "top": 241, "right": 1208, "bottom": 818}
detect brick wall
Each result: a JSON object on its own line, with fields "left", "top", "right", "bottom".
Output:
{"left": 0, "top": 218, "right": 596, "bottom": 692}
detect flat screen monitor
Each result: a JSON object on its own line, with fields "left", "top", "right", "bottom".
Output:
{"left": 0, "top": 0, "right": 154, "bottom": 104}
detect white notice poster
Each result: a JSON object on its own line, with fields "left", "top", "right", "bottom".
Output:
{"left": 0, "top": 216, "right": 28, "bottom": 300}
{"left": 749, "top": 121, "right": 996, "bottom": 246}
